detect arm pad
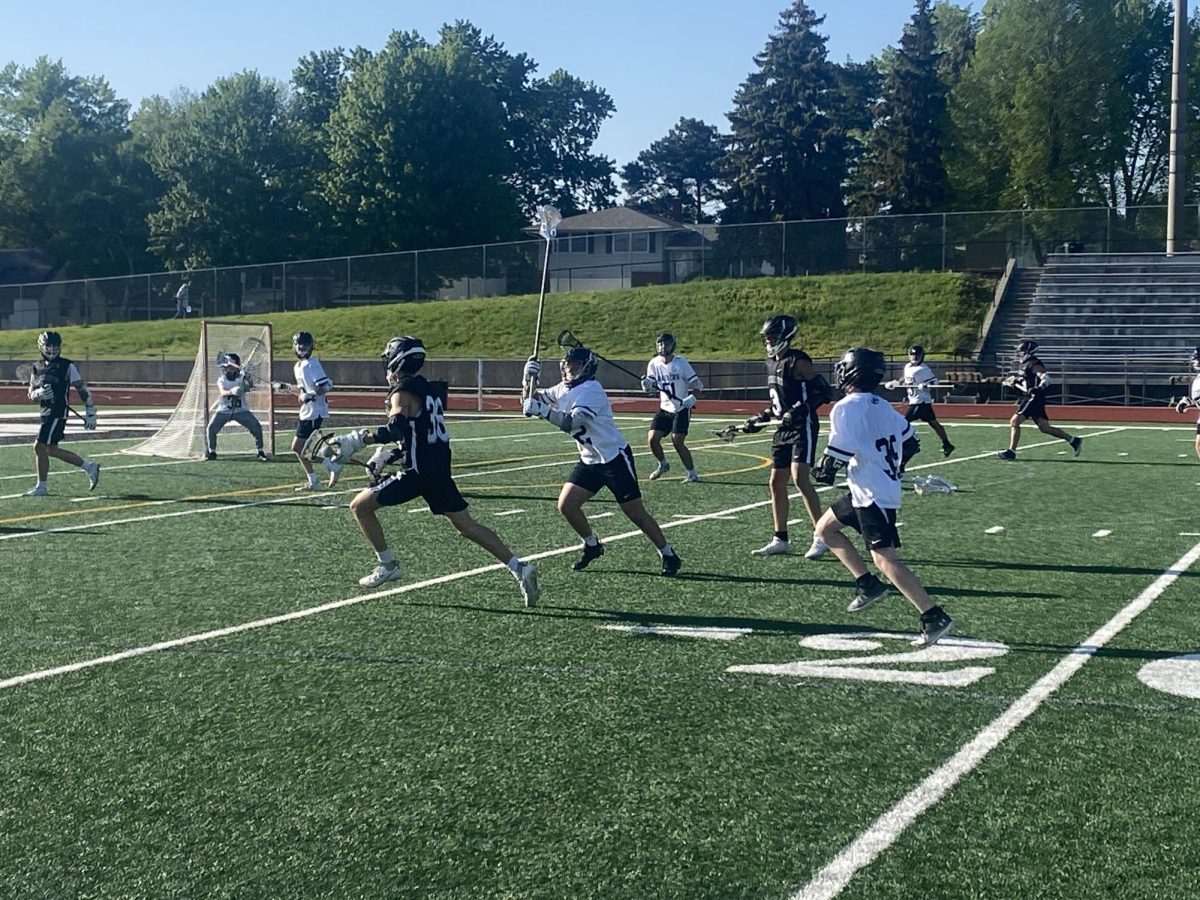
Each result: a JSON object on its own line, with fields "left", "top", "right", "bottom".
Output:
{"left": 547, "top": 407, "right": 583, "bottom": 435}
{"left": 1037, "top": 372, "right": 1052, "bottom": 388}
{"left": 372, "top": 416, "right": 407, "bottom": 445}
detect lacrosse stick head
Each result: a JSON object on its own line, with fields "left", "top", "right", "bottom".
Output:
{"left": 300, "top": 429, "right": 340, "bottom": 464}
{"left": 556, "top": 329, "right": 583, "bottom": 350}
{"left": 534, "top": 205, "right": 562, "bottom": 241}
{"left": 711, "top": 425, "right": 738, "bottom": 443}
{"left": 15, "top": 363, "right": 35, "bottom": 384}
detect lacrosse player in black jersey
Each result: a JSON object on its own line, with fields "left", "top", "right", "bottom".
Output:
{"left": 996, "top": 340, "right": 1082, "bottom": 461}
{"left": 745, "top": 315, "right": 835, "bottom": 560}
{"left": 23, "top": 331, "right": 100, "bottom": 496}
{"left": 325, "top": 336, "right": 540, "bottom": 606}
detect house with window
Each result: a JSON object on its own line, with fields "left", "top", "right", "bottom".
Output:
{"left": 538, "top": 207, "right": 715, "bottom": 292}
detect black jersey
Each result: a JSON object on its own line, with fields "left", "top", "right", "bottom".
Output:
{"left": 1017, "top": 356, "right": 1047, "bottom": 398}
{"left": 767, "top": 349, "right": 822, "bottom": 444}
{"left": 387, "top": 375, "right": 451, "bottom": 475}
{"left": 33, "top": 356, "right": 77, "bottom": 416}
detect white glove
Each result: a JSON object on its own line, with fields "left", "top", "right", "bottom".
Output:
{"left": 641, "top": 376, "right": 658, "bottom": 394}
{"left": 323, "top": 457, "right": 345, "bottom": 487}
{"left": 30, "top": 384, "right": 53, "bottom": 401}
{"left": 523, "top": 357, "right": 541, "bottom": 381}
{"left": 299, "top": 391, "right": 317, "bottom": 404}
{"left": 334, "top": 428, "right": 368, "bottom": 462}
{"left": 679, "top": 395, "right": 697, "bottom": 411}
{"left": 523, "top": 397, "right": 550, "bottom": 419}
{"left": 272, "top": 381, "right": 292, "bottom": 393}
{"left": 1175, "top": 397, "right": 1193, "bottom": 414}
{"left": 84, "top": 405, "right": 97, "bottom": 430}
{"left": 1001, "top": 375, "right": 1018, "bottom": 388}
{"left": 884, "top": 380, "right": 900, "bottom": 390}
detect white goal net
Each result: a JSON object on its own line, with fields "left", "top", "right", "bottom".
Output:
{"left": 125, "top": 320, "right": 275, "bottom": 459}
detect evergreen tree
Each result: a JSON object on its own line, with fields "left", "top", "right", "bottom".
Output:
{"left": 621, "top": 117, "right": 725, "bottom": 223}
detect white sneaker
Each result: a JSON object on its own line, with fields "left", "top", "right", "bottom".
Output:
{"left": 804, "top": 537, "right": 829, "bottom": 559}
{"left": 24, "top": 484, "right": 47, "bottom": 497}
{"left": 294, "top": 480, "right": 320, "bottom": 492}
{"left": 324, "top": 458, "right": 344, "bottom": 488}
{"left": 82, "top": 461, "right": 100, "bottom": 491}
{"left": 751, "top": 537, "right": 790, "bottom": 556}
{"left": 683, "top": 471, "right": 700, "bottom": 483}
{"left": 359, "top": 561, "right": 404, "bottom": 587}
{"left": 516, "top": 562, "right": 540, "bottom": 608}
{"left": 648, "top": 461, "right": 670, "bottom": 481}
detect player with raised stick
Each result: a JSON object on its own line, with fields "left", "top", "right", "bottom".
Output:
{"left": 21, "top": 330, "right": 100, "bottom": 495}
{"left": 325, "top": 336, "right": 540, "bottom": 605}
{"left": 996, "top": 339, "right": 1083, "bottom": 461}
{"left": 744, "top": 315, "right": 834, "bottom": 560}
{"left": 812, "top": 347, "right": 955, "bottom": 647}
{"left": 885, "top": 345, "right": 954, "bottom": 458}
{"left": 1173, "top": 346, "right": 1200, "bottom": 461}
{"left": 523, "top": 345, "right": 682, "bottom": 577}
{"left": 273, "top": 331, "right": 335, "bottom": 490}
{"left": 642, "top": 331, "right": 703, "bottom": 483}
{"left": 205, "top": 352, "right": 268, "bottom": 461}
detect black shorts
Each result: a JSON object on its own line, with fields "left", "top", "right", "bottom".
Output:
{"left": 371, "top": 469, "right": 468, "bottom": 515}
{"left": 650, "top": 409, "right": 690, "bottom": 436}
{"left": 567, "top": 445, "right": 641, "bottom": 504}
{"left": 771, "top": 434, "right": 817, "bottom": 469}
{"left": 905, "top": 403, "right": 937, "bottom": 423}
{"left": 1195, "top": 421, "right": 1200, "bottom": 436}
{"left": 295, "top": 417, "right": 325, "bottom": 440}
{"left": 1015, "top": 393, "right": 1048, "bottom": 421}
{"left": 36, "top": 410, "right": 67, "bottom": 446}
{"left": 831, "top": 493, "right": 901, "bottom": 550}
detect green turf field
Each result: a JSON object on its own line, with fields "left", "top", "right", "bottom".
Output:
{"left": 1, "top": 415, "right": 1198, "bottom": 899}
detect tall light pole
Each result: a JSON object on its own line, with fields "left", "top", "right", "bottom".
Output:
{"left": 1167, "top": 0, "right": 1189, "bottom": 255}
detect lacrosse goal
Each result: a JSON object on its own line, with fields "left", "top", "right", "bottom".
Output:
{"left": 125, "top": 320, "right": 276, "bottom": 459}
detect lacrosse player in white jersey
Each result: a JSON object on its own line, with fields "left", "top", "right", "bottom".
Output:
{"left": 205, "top": 352, "right": 268, "bottom": 461}
{"left": 643, "top": 332, "right": 703, "bottom": 483}
{"left": 523, "top": 346, "right": 682, "bottom": 576}
{"left": 274, "top": 331, "right": 335, "bottom": 490}
{"left": 885, "top": 345, "right": 954, "bottom": 458}
{"left": 1174, "top": 347, "right": 1200, "bottom": 461}
{"left": 811, "top": 347, "right": 955, "bottom": 647}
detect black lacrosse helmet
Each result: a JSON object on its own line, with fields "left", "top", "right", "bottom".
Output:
{"left": 38, "top": 330, "right": 62, "bottom": 361}
{"left": 761, "top": 315, "right": 798, "bottom": 359}
{"left": 835, "top": 347, "right": 887, "bottom": 392}
{"left": 222, "top": 352, "right": 242, "bottom": 375}
{"left": 908, "top": 345, "right": 925, "bottom": 363}
{"left": 1016, "top": 339, "right": 1039, "bottom": 364}
{"left": 382, "top": 335, "right": 427, "bottom": 377}
{"left": 1190, "top": 346, "right": 1200, "bottom": 372}
{"left": 292, "top": 331, "right": 315, "bottom": 359}
{"left": 655, "top": 332, "right": 676, "bottom": 357}
{"left": 561, "top": 346, "right": 598, "bottom": 387}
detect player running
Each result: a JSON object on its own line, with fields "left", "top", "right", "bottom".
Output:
{"left": 274, "top": 331, "right": 335, "bottom": 489}
{"left": 1174, "top": 346, "right": 1200, "bottom": 460}
{"left": 523, "top": 346, "right": 682, "bottom": 576}
{"left": 812, "top": 347, "right": 955, "bottom": 647}
{"left": 745, "top": 315, "right": 834, "bottom": 560}
{"left": 996, "top": 340, "right": 1083, "bottom": 461}
{"left": 205, "top": 352, "right": 268, "bottom": 461}
{"left": 886, "top": 345, "right": 954, "bottom": 457}
{"left": 328, "top": 336, "right": 540, "bottom": 606}
{"left": 22, "top": 331, "right": 101, "bottom": 496}
{"left": 642, "top": 332, "right": 703, "bottom": 483}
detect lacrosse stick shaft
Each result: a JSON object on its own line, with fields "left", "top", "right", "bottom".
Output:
{"left": 556, "top": 330, "right": 646, "bottom": 385}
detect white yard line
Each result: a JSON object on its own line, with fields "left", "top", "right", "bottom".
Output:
{"left": 790, "top": 539, "right": 1200, "bottom": 900}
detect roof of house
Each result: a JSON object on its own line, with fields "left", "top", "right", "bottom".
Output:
{"left": 549, "top": 207, "right": 689, "bottom": 233}
{"left": 0, "top": 249, "right": 55, "bottom": 286}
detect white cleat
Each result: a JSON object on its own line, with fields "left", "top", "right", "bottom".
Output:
{"left": 516, "top": 562, "right": 540, "bottom": 608}
{"left": 82, "top": 461, "right": 101, "bottom": 491}
{"left": 804, "top": 537, "right": 829, "bottom": 559}
{"left": 294, "top": 480, "right": 321, "bottom": 492}
{"left": 24, "top": 484, "right": 48, "bottom": 497}
{"left": 359, "top": 562, "right": 404, "bottom": 587}
{"left": 324, "top": 458, "right": 345, "bottom": 488}
{"left": 751, "top": 537, "right": 790, "bottom": 556}
{"left": 648, "top": 461, "right": 670, "bottom": 481}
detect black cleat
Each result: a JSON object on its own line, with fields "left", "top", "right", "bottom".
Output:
{"left": 942, "top": 442, "right": 955, "bottom": 458}
{"left": 205, "top": 451, "right": 217, "bottom": 461}
{"left": 256, "top": 449, "right": 269, "bottom": 461}
{"left": 847, "top": 576, "right": 889, "bottom": 613}
{"left": 913, "top": 605, "right": 955, "bottom": 647}
{"left": 661, "top": 552, "right": 682, "bottom": 577}
{"left": 572, "top": 541, "right": 605, "bottom": 571}
{"left": 996, "top": 449, "right": 1016, "bottom": 461}
{"left": 1070, "top": 436, "right": 1083, "bottom": 457}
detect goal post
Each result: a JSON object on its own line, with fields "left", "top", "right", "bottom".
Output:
{"left": 125, "top": 320, "right": 276, "bottom": 459}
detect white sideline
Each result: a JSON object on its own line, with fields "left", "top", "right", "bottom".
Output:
{"left": 0, "top": 428, "right": 1126, "bottom": 690}
{"left": 791, "top": 539, "right": 1200, "bottom": 900}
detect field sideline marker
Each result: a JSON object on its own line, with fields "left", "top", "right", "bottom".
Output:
{"left": 790, "top": 539, "right": 1200, "bottom": 900}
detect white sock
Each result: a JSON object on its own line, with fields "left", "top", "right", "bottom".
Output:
{"left": 583, "top": 534, "right": 599, "bottom": 547}
{"left": 376, "top": 549, "right": 394, "bottom": 565}
{"left": 506, "top": 556, "right": 522, "bottom": 574}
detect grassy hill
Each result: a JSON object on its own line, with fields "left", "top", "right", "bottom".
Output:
{"left": 0, "top": 272, "right": 993, "bottom": 360}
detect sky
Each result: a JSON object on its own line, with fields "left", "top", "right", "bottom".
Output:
{"left": 0, "top": 0, "right": 984, "bottom": 170}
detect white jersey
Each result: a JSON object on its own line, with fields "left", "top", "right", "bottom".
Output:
{"left": 293, "top": 357, "right": 332, "bottom": 421}
{"left": 539, "top": 378, "right": 628, "bottom": 465}
{"left": 214, "top": 373, "right": 249, "bottom": 412}
{"left": 645, "top": 355, "right": 702, "bottom": 413}
{"left": 825, "top": 391, "right": 914, "bottom": 510}
{"left": 902, "top": 362, "right": 936, "bottom": 405}
{"left": 1191, "top": 374, "right": 1200, "bottom": 423}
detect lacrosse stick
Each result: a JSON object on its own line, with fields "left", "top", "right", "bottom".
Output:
{"left": 555, "top": 329, "right": 668, "bottom": 394}
{"left": 216, "top": 336, "right": 269, "bottom": 391}
{"left": 299, "top": 428, "right": 370, "bottom": 470}
{"left": 523, "top": 205, "right": 562, "bottom": 401}
{"left": 15, "top": 363, "right": 86, "bottom": 422}
{"left": 710, "top": 424, "right": 760, "bottom": 443}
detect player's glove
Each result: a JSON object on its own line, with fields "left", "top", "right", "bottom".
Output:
{"left": 366, "top": 445, "right": 403, "bottom": 483}
{"left": 323, "top": 458, "right": 344, "bottom": 488}
{"left": 641, "top": 376, "right": 658, "bottom": 395}
{"left": 272, "top": 381, "right": 292, "bottom": 393}
{"left": 741, "top": 416, "right": 764, "bottom": 434}
{"left": 523, "top": 357, "right": 541, "bottom": 382}
{"left": 84, "top": 404, "right": 97, "bottom": 430}
{"left": 334, "top": 428, "right": 368, "bottom": 462}
{"left": 884, "top": 380, "right": 900, "bottom": 390}
{"left": 1001, "top": 375, "right": 1018, "bottom": 389}
{"left": 523, "top": 397, "right": 550, "bottom": 419}
{"left": 779, "top": 408, "right": 796, "bottom": 428}
{"left": 1175, "top": 397, "right": 1194, "bottom": 414}
{"left": 300, "top": 391, "right": 318, "bottom": 404}
{"left": 30, "top": 384, "right": 53, "bottom": 401}
{"left": 679, "top": 395, "right": 697, "bottom": 411}
{"left": 811, "top": 454, "right": 845, "bottom": 486}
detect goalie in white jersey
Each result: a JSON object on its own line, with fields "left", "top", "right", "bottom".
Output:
{"left": 812, "top": 347, "right": 955, "bottom": 647}
{"left": 642, "top": 332, "right": 703, "bottom": 483}
{"left": 205, "top": 352, "right": 268, "bottom": 461}
{"left": 1174, "top": 346, "right": 1200, "bottom": 461}
{"left": 523, "top": 346, "right": 682, "bottom": 577}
